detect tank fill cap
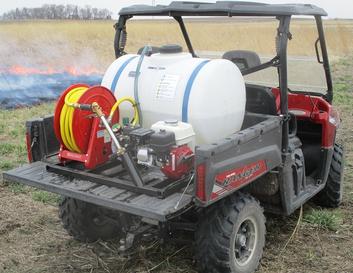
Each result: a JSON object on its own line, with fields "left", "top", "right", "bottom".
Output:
{"left": 164, "top": 119, "right": 179, "bottom": 126}
{"left": 160, "top": 44, "right": 183, "bottom": 54}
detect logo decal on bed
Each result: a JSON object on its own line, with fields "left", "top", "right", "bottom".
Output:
{"left": 211, "top": 160, "right": 267, "bottom": 200}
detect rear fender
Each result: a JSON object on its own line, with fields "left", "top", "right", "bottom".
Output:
{"left": 194, "top": 114, "right": 282, "bottom": 206}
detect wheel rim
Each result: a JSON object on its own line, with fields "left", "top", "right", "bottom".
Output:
{"left": 234, "top": 216, "right": 258, "bottom": 267}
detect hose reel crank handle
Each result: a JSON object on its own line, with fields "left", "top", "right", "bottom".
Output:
{"left": 90, "top": 102, "right": 144, "bottom": 187}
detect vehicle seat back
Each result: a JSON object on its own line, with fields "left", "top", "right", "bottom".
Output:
{"left": 222, "top": 50, "right": 261, "bottom": 70}
{"left": 245, "top": 84, "right": 277, "bottom": 115}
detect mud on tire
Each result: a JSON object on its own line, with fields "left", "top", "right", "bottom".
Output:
{"left": 59, "top": 197, "right": 124, "bottom": 242}
{"left": 195, "top": 192, "right": 266, "bottom": 273}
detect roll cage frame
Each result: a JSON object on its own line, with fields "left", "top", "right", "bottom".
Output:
{"left": 113, "top": 3, "right": 333, "bottom": 154}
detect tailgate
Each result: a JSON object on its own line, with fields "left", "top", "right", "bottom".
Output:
{"left": 3, "top": 162, "right": 193, "bottom": 222}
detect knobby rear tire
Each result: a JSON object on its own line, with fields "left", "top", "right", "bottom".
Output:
{"left": 195, "top": 192, "right": 266, "bottom": 273}
{"left": 59, "top": 197, "right": 124, "bottom": 243}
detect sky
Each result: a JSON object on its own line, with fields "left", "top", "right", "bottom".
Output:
{"left": 0, "top": 0, "right": 352, "bottom": 19}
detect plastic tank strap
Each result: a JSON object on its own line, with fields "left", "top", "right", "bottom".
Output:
{"left": 111, "top": 56, "right": 138, "bottom": 92}
{"left": 182, "top": 60, "right": 210, "bottom": 122}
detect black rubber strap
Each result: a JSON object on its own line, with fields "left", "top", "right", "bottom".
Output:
{"left": 241, "top": 56, "right": 280, "bottom": 76}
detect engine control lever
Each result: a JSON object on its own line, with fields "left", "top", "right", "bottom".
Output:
{"left": 91, "top": 102, "right": 144, "bottom": 187}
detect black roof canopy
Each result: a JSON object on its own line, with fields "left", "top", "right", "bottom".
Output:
{"left": 119, "top": 1, "right": 327, "bottom": 17}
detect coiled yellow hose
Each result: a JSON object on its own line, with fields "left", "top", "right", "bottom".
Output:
{"left": 59, "top": 88, "right": 138, "bottom": 154}
{"left": 60, "top": 86, "right": 89, "bottom": 153}
{"left": 109, "top": 96, "right": 139, "bottom": 126}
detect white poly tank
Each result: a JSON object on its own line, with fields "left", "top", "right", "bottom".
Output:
{"left": 101, "top": 47, "right": 246, "bottom": 145}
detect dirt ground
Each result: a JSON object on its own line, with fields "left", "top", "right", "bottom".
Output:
{"left": 0, "top": 57, "right": 353, "bottom": 273}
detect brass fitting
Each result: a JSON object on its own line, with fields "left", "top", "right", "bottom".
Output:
{"left": 67, "top": 102, "right": 81, "bottom": 109}
{"left": 116, "top": 147, "right": 126, "bottom": 156}
{"left": 74, "top": 102, "right": 81, "bottom": 108}
{"left": 91, "top": 102, "right": 104, "bottom": 117}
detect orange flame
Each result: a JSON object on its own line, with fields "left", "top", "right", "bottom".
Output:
{"left": 65, "top": 66, "right": 102, "bottom": 76}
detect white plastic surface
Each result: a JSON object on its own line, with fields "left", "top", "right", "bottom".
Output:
{"left": 101, "top": 52, "right": 246, "bottom": 145}
{"left": 151, "top": 120, "right": 196, "bottom": 151}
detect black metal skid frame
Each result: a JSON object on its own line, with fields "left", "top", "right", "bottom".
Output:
{"left": 46, "top": 161, "right": 191, "bottom": 199}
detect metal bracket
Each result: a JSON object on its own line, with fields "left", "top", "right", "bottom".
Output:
{"left": 119, "top": 225, "right": 154, "bottom": 253}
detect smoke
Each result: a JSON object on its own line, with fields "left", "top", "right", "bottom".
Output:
{"left": 0, "top": 73, "right": 102, "bottom": 108}
{"left": 0, "top": 30, "right": 108, "bottom": 71}
{"left": 0, "top": 32, "right": 107, "bottom": 108}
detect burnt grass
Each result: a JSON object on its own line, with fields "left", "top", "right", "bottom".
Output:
{"left": 0, "top": 57, "right": 353, "bottom": 273}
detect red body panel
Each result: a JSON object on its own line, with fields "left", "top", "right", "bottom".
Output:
{"left": 272, "top": 88, "right": 338, "bottom": 148}
{"left": 25, "top": 132, "right": 33, "bottom": 163}
{"left": 210, "top": 160, "right": 267, "bottom": 201}
{"left": 196, "top": 164, "right": 206, "bottom": 201}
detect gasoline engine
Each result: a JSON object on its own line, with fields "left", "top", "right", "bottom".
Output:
{"left": 53, "top": 44, "right": 246, "bottom": 182}
{"left": 118, "top": 120, "right": 195, "bottom": 180}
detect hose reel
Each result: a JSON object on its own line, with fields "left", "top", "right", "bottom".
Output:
{"left": 54, "top": 84, "right": 119, "bottom": 169}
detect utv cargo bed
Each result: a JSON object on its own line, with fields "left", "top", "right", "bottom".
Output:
{"left": 3, "top": 161, "right": 193, "bottom": 221}
{"left": 3, "top": 112, "right": 282, "bottom": 220}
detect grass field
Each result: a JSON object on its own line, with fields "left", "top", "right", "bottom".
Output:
{"left": 0, "top": 19, "right": 353, "bottom": 273}
{"left": 0, "top": 19, "right": 352, "bottom": 71}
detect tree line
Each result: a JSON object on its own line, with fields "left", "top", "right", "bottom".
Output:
{"left": 1, "top": 5, "right": 113, "bottom": 20}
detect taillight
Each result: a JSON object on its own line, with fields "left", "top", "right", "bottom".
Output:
{"left": 329, "top": 108, "right": 340, "bottom": 127}
{"left": 25, "top": 132, "right": 33, "bottom": 163}
{"left": 196, "top": 164, "right": 206, "bottom": 201}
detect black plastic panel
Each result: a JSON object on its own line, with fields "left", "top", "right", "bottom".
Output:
{"left": 26, "top": 115, "right": 59, "bottom": 162}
